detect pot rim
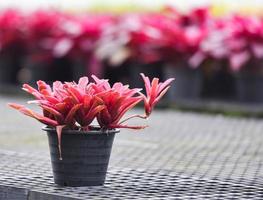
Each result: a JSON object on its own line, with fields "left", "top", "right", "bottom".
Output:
{"left": 42, "top": 126, "right": 120, "bottom": 135}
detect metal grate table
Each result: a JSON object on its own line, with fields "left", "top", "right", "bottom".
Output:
{"left": 1, "top": 106, "right": 263, "bottom": 199}
{"left": 0, "top": 150, "right": 263, "bottom": 200}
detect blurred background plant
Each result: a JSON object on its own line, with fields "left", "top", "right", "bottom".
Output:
{"left": 1, "top": 0, "right": 263, "bottom": 105}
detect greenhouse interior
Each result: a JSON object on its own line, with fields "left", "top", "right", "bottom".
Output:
{"left": 0, "top": 0, "right": 263, "bottom": 107}
{"left": 1, "top": 1, "right": 263, "bottom": 199}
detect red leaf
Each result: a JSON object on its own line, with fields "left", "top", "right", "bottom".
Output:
{"left": 113, "top": 97, "right": 142, "bottom": 124}
{"left": 8, "top": 103, "right": 58, "bottom": 126}
{"left": 108, "top": 124, "right": 148, "bottom": 130}
{"left": 65, "top": 86, "right": 83, "bottom": 103}
{"left": 40, "top": 105, "right": 64, "bottom": 123}
{"left": 83, "top": 105, "right": 105, "bottom": 126}
{"left": 64, "top": 104, "right": 82, "bottom": 124}
{"left": 56, "top": 125, "right": 65, "bottom": 160}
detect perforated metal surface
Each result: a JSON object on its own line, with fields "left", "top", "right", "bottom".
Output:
{"left": 2, "top": 95, "right": 263, "bottom": 199}
{"left": 0, "top": 149, "right": 263, "bottom": 199}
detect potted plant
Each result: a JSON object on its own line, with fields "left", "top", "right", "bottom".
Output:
{"left": 191, "top": 14, "right": 263, "bottom": 103}
{"left": 23, "top": 10, "right": 74, "bottom": 84}
{"left": 228, "top": 16, "right": 263, "bottom": 103}
{"left": 164, "top": 60, "right": 203, "bottom": 102}
{"left": 215, "top": 15, "right": 263, "bottom": 103}
{"left": 159, "top": 7, "right": 209, "bottom": 103}
{"left": 0, "top": 9, "right": 25, "bottom": 85}
{"left": 8, "top": 74, "right": 174, "bottom": 187}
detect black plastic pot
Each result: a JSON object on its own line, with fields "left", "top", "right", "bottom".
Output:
{"left": 202, "top": 61, "right": 236, "bottom": 100}
{"left": 104, "top": 61, "right": 131, "bottom": 85}
{"left": 235, "top": 71, "right": 263, "bottom": 103}
{"left": 23, "top": 55, "right": 74, "bottom": 85}
{"left": 129, "top": 61, "right": 164, "bottom": 89}
{"left": 164, "top": 64, "right": 203, "bottom": 102}
{"left": 0, "top": 54, "right": 21, "bottom": 84}
{"left": 71, "top": 59, "right": 87, "bottom": 82}
{"left": 43, "top": 127, "right": 119, "bottom": 187}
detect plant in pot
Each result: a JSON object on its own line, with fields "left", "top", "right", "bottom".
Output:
{"left": 8, "top": 74, "right": 174, "bottom": 187}
{"left": 24, "top": 10, "right": 77, "bottom": 84}
{"left": 191, "top": 14, "right": 263, "bottom": 103}
{"left": 160, "top": 7, "right": 210, "bottom": 102}
{"left": 67, "top": 14, "right": 116, "bottom": 80}
{"left": 95, "top": 12, "right": 166, "bottom": 87}
{"left": 189, "top": 26, "right": 236, "bottom": 100}
{"left": 227, "top": 15, "right": 263, "bottom": 103}
{"left": 0, "top": 9, "right": 25, "bottom": 85}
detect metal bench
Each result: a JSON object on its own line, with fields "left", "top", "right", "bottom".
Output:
{"left": 1, "top": 150, "right": 262, "bottom": 199}
{"left": 1, "top": 96, "right": 263, "bottom": 199}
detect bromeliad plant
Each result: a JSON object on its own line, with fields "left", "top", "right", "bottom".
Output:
{"left": 8, "top": 74, "right": 174, "bottom": 158}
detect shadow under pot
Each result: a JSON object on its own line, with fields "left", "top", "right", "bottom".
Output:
{"left": 235, "top": 70, "right": 263, "bottom": 103}
{"left": 43, "top": 127, "right": 119, "bottom": 187}
{"left": 164, "top": 65, "right": 203, "bottom": 103}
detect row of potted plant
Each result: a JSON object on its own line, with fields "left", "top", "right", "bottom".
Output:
{"left": 0, "top": 9, "right": 115, "bottom": 84}
{"left": 197, "top": 14, "right": 263, "bottom": 103}
{"left": 0, "top": 7, "right": 208, "bottom": 83}
{"left": 1, "top": 7, "right": 263, "bottom": 102}
{"left": 1, "top": 7, "right": 263, "bottom": 70}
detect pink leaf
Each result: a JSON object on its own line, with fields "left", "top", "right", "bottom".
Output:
{"left": 108, "top": 124, "right": 148, "bottom": 130}
{"left": 8, "top": 103, "right": 58, "bottom": 126}
{"left": 64, "top": 104, "right": 82, "bottom": 124}
{"left": 56, "top": 125, "right": 65, "bottom": 160}
{"left": 230, "top": 51, "right": 250, "bottom": 71}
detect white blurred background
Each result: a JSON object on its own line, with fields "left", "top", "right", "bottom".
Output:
{"left": 0, "top": 0, "right": 262, "bottom": 12}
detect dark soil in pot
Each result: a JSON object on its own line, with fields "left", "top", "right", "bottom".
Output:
{"left": 43, "top": 127, "right": 119, "bottom": 187}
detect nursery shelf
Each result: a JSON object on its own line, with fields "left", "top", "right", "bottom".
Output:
{"left": 1, "top": 94, "right": 263, "bottom": 199}
{"left": 0, "top": 143, "right": 263, "bottom": 200}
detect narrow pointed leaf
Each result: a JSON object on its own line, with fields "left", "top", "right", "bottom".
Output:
{"left": 40, "top": 105, "right": 64, "bottom": 122}
{"left": 109, "top": 124, "right": 148, "bottom": 130}
{"left": 56, "top": 125, "right": 65, "bottom": 160}
{"left": 64, "top": 104, "right": 82, "bottom": 124}
{"left": 8, "top": 103, "right": 58, "bottom": 126}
